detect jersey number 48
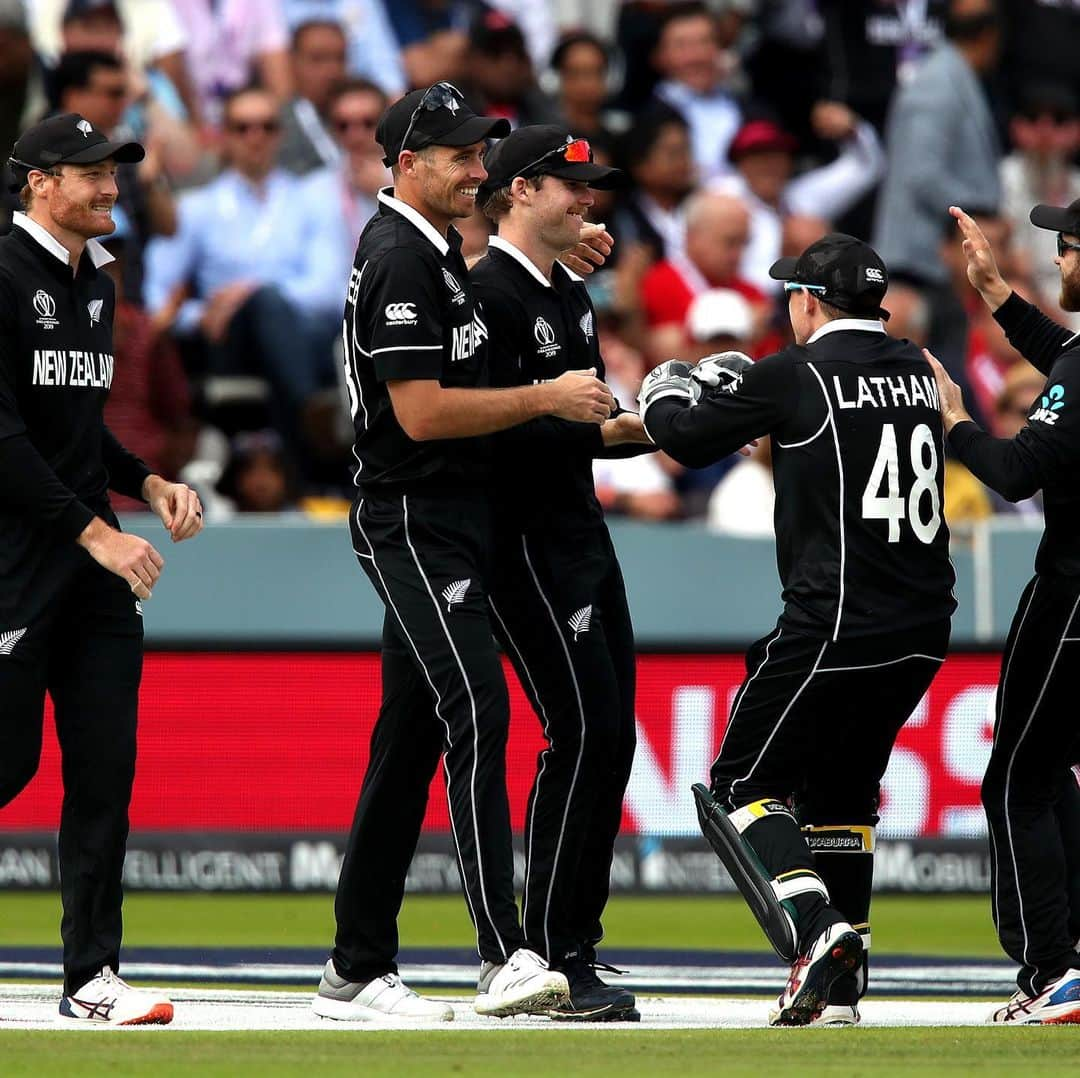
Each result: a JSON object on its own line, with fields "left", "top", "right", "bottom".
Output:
{"left": 861, "top": 423, "right": 942, "bottom": 544}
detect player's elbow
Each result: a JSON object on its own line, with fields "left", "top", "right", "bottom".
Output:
{"left": 997, "top": 474, "right": 1041, "bottom": 503}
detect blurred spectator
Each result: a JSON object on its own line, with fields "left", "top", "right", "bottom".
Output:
{"left": 639, "top": 190, "right": 766, "bottom": 364}
{"left": 29, "top": 0, "right": 201, "bottom": 128}
{"left": 986, "top": 360, "right": 1046, "bottom": 516}
{"left": 706, "top": 435, "right": 774, "bottom": 537}
{"left": 933, "top": 206, "right": 1020, "bottom": 423}
{"left": 170, "top": 0, "right": 292, "bottom": 129}
{"left": 51, "top": 49, "right": 178, "bottom": 303}
{"left": 488, "top": 0, "right": 557, "bottom": 75}
{"left": 550, "top": 30, "right": 628, "bottom": 141}
{"left": 279, "top": 19, "right": 348, "bottom": 174}
{"left": 884, "top": 283, "right": 932, "bottom": 348}
{"left": 812, "top": 0, "right": 945, "bottom": 134}
{"left": 0, "top": 3, "right": 44, "bottom": 175}
{"left": 302, "top": 78, "right": 388, "bottom": 305}
{"left": 684, "top": 287, "right": 753, "bottom": 361}
{"left": 999, "top": 0, "right": 1080, "bottom": 121}
{"left": 461, "top": 8, "right": 560, "bottom": 128}
{"left": 383, "top": 0, "right": 468, "bottom": 88}
{"left": 591, "top": 326, "right": 680, "bottom": 520}
{"left": 100, "top": 227, "right": 197, "bottom": 513}
{"left": 144, "top": 87, "right": 342, "bottom": 457}
{"left": 215, "top": 430, "right": 300, "bottom": 514}
{"left": 650, "top": 2, "right": 743, "bottom": 182}
{"left": 613, "top": 105, "right": 694, "bottom": 262}
{"left": 873, "top": 0, "right": 1002, "bottom": 291}
{"left": 282, "top": 0, "right": 405, "bottom": 97}
{"left": 712, "top": 110, "right": 884, "bottom": 293}
{"left": 966, "top": 283, "right": 1037, "bottom": 432}
{"left": 1000, "top": 84, "right": 1080, "bottom": 331}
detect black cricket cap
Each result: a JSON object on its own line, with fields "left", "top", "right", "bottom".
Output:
{"left": 8, "top": 112, "right": 143, "bottom": 190}
{"left": 375, "top": 84, "right": 510, "bottom": 168}
{"left": 1030, "top": 197, "right": 1080, "bottom": 238}
{"left": 770, "top": 232, "right": 891, "bottom": 322}
{"left": 478, "top": 125, "right": 625, "bottom": 204}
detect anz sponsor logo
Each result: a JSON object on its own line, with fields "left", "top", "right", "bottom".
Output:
{"left": 1030, "top": 383, "right": 1065, "bottom": 426}
{"left": 533, "top": 315, "right": 561, "bottom": 358}
{"left": 451, "top": 311, "right": 488, "bottom": 362}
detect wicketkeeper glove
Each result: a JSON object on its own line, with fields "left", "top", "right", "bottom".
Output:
{"left": 638, "top": 360, "right": 695, "bottom": 428}
{"left": 690, "top": 351, "right": 754, "bottom": 396}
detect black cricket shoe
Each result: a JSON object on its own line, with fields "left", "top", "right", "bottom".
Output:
{"left": 548, "top": 959, "right": 640, "bottom": 1022}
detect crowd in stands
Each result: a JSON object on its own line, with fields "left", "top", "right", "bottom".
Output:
{"left": 3, "top": 0, "right": 1078, "bottom": 530}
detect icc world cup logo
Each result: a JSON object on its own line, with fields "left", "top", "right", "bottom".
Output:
{"left": 33, "top": 290, "right": 56, "bottom": 319}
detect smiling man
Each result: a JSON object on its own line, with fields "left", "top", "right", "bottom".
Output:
{"left": 471, "top": 127, "right": 649, "bottom": 1021}
{"left": 927, "top": 201, "right": 1080, "bottom": 1025}
{"left": 0, "top": 112, "right": 203, "bottom": 1025}
{"left": 314, "top": 84, "right": 616, "bottom": 1024}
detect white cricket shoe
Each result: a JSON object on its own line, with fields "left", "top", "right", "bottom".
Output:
{"left": 809, "top": 1004, "right": 861, "bottom": 1026}
{"left": 474, "top": 947, "right": 569, "bottom": 1018}
{"left": 59, "top": 966, "right": 174, "bottom": 1025}
{"left": 988, "top": 969, "right": 1080, "bottom": 1025}
{"left": 312, "top": 962, "right": 453, "bottom": 1021}
{"left": 768, "top": 922, "right": 863, "bottom": 1027}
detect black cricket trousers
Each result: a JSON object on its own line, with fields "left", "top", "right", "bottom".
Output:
{"left": 334, "top": 488, "right": 524, "bottom": 981}
{"left": 984, "top": 573, "right": 1080, "bottom": 996}
{"left": 710, "top": 620, "right": 949, "bottom": 958}
{"left": 0, "top": 549, "right": 143, "bottom": 996}
{"left": 489, "top": 522, "right": 636, "bottom": 965}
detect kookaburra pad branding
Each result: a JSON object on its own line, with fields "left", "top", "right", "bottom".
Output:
{"left": 693, "top": 785, "right": 830, "bottom": 962}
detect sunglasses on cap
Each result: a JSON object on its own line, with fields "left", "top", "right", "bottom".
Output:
{"left": 1057, "top": 233, "right": 1080, "bottom": 257}
{"left": 517, "top": 137, "right": 593, "bottom": 178}
{"left": 783, "top": 281, "right": 827, "bottom": 295}
{"left": 399, "top": 81, "right": 464, "bottom": 156}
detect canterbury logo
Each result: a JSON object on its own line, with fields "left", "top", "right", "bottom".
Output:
{"left": 385, "top": 302, "right": 417, "bottom": 324}
{"left": 0, "top": 627, "right": 27, "bottom": 655}
{"left": 441, "top": 578, "right": 470, "bottom": 612}
{"left": 568, "top": 605, "right": 592, "bottom": 641}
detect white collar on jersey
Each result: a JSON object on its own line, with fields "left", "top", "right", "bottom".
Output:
{"left": 487, "top": 235, "right": 585, "bottom": 287}
{"left": 12, "top": 211, "right": 114, "bottom": 270}
{"left": 376, "top": 186, "right": 456, "bottom": 257}
{"left": 807, "top": 317, "right": 885, "bottom": 344}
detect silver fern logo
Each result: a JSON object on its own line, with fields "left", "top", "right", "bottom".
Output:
{"left": 0, "top": 627, "right": 27, "bottom": 655}
{"left": 441, "top": 578, "right": 471, "bottom": 613}
{"left": 579, "top": 310, "right": 594, "bottom": 341}
{"left": 568, "top": 605, "right": 592, "bottom": 641}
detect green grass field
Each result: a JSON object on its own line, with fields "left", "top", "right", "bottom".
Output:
{"left": 5, "top": 893, "right": 1079, "bottom": 1075}
{"left": 0, "top": 891, "right": 1003, "bottom": 955}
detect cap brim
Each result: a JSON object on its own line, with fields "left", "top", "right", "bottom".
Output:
{"left": 768, "top": 256, "right": 799, "bottom": 281}
{"left": 434, "top": 115, "right": 511, "bottom": 148}
{"left": 1030, "top": 203, "right": 1078, "bottom": 233}
{"left": 61, "top": 139, "right": 145, "bottom": 165}
{"left": 546, "top": 162, "right": 627, "bottom": 190}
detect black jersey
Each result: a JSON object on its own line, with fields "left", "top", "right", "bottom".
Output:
{"left": 342, "top": 188, "right": 492, "bottom": 493}
{"left": 0, "top": 215, "right": 149, "bottom": 587}
{"left": 647, "top": 321, "right": 956, "bottom": 639}
{"left": 950, "top": 293, "right": 1080, "bottom": 577}
{"left": 470, "top": 237, "right": 605, "bottom": 529}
